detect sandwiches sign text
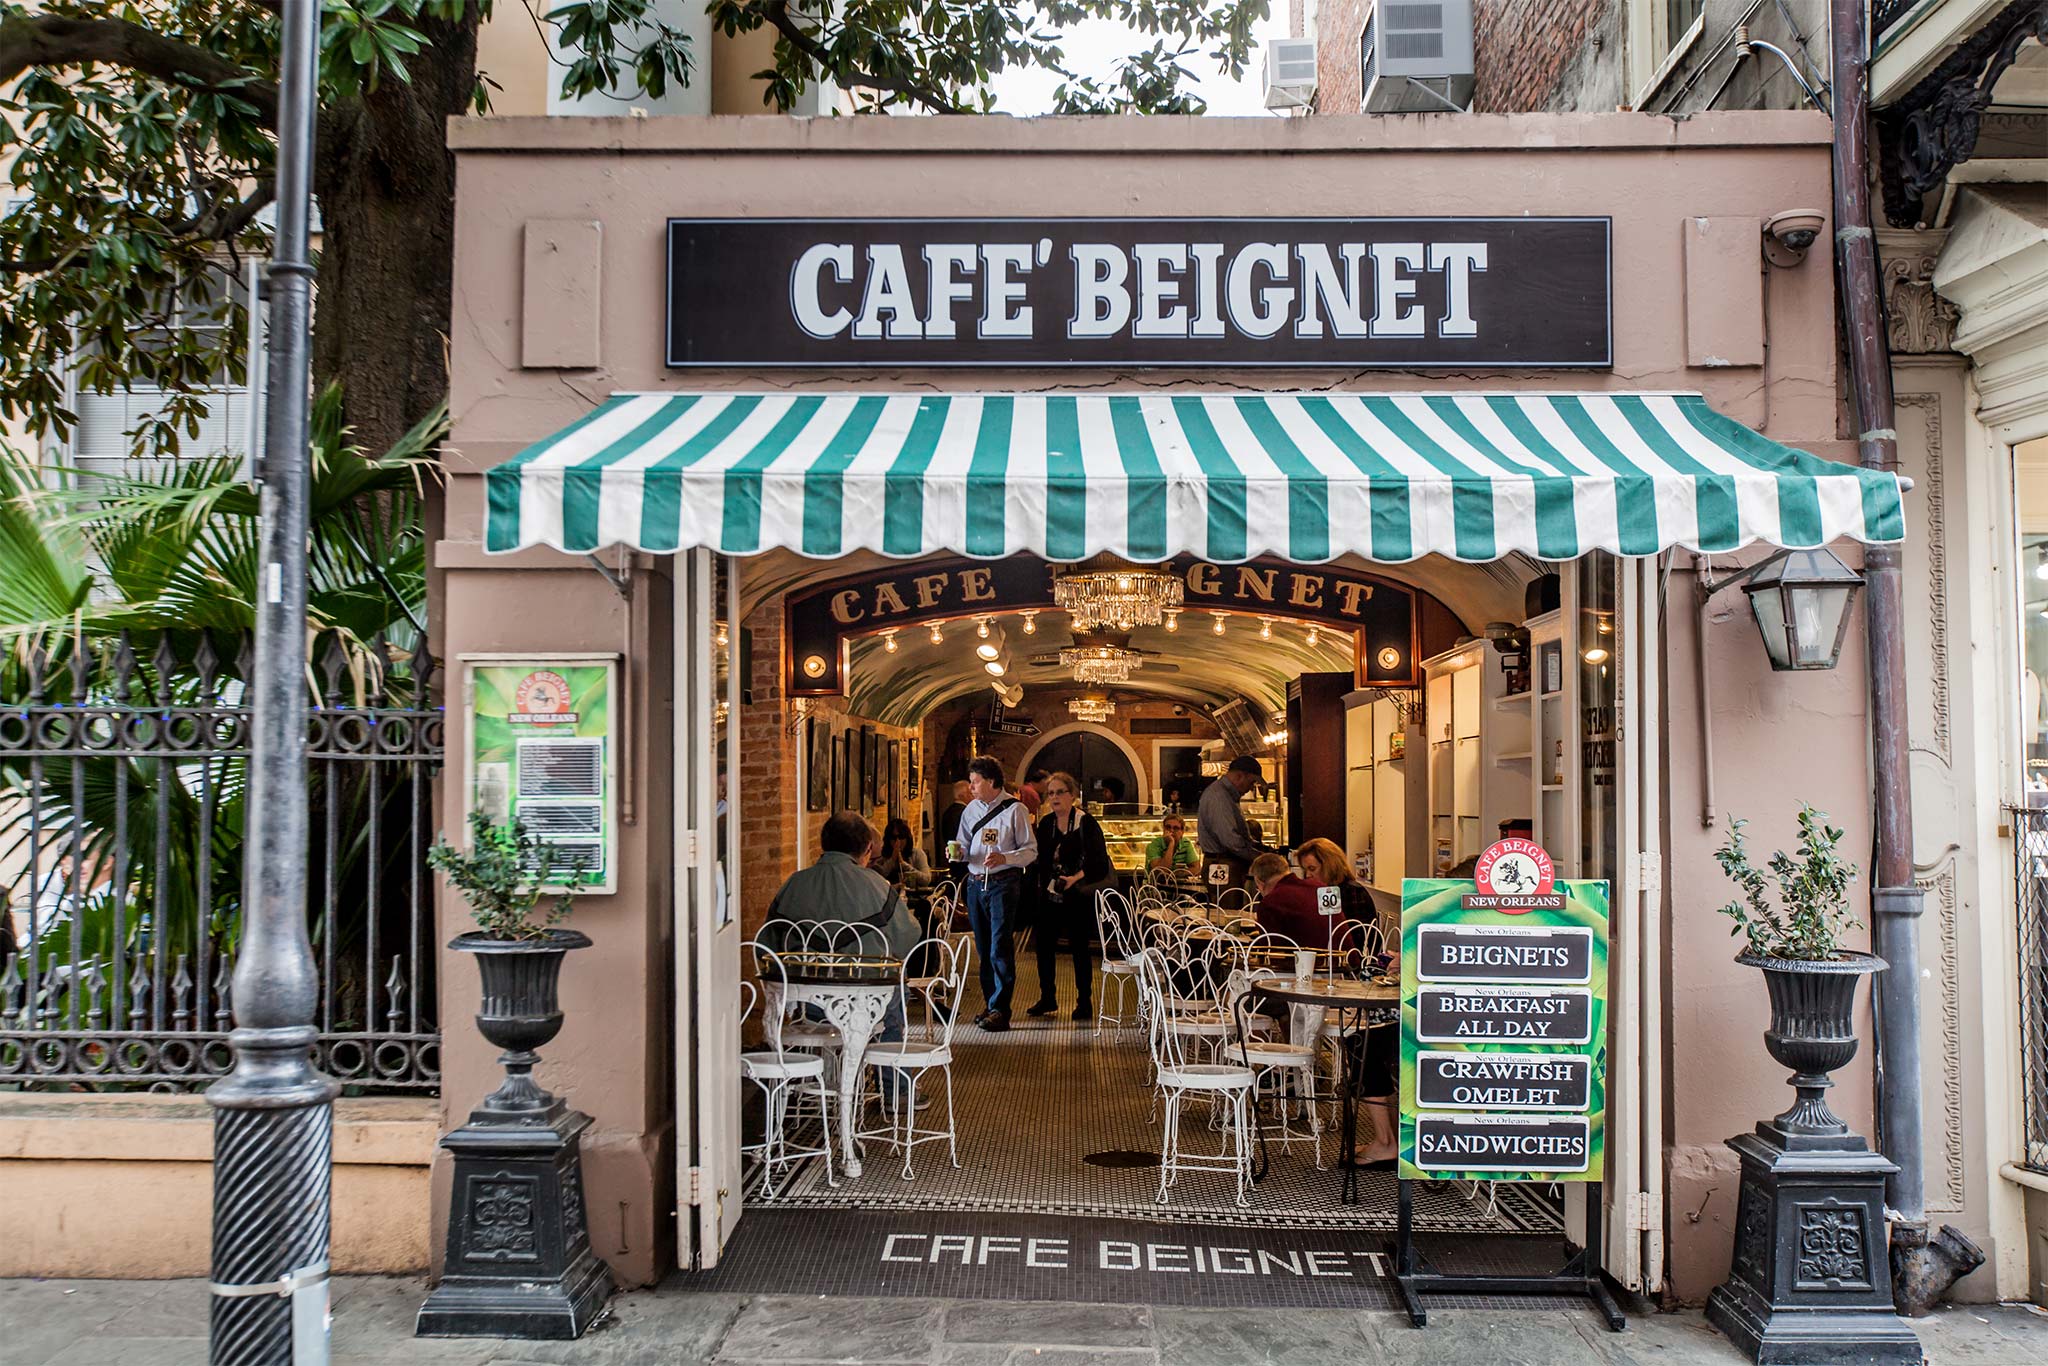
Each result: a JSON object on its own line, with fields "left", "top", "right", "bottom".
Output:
{"left": 666, "top": 218, "right": 1611, "bottom": 369}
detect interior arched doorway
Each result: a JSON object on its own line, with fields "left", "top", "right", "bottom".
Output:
{"left": 1018, "top": 722, "right": 1147, "bottom": 808}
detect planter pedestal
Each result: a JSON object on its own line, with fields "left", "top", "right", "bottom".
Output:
{"left": 416, "top": 1100, "right": 612, "bottom": 1340}
{"left": 1707, "top": 953, "right": 1919, "bottom": 1364}
{"left": 418, "top": 931, "right": 613, "bottom": 1340}
{"left": 1706, "top": 1123, "right": 1919, "bottom": 1365}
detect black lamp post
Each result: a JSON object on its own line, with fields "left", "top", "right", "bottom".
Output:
{"left": 206, "top": 1, "right": 335, "bottom": 1363}
{"left": 1740, "top": 549, "right": 1865, "bottom": 672}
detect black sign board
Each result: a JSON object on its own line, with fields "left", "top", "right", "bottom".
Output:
{"left": 1412, "top": 1114, "right": 1592, "bottom": 1175}
{"left": 783, "top": 554, "right": 1418, "bottom": 696}
{"left": 1415, "top": 924, "right": 1594, "bottom": 984}
{"left": 1413, "top": 1051, "right": 1594, "bottom": 1112}
{"left": 667, "top": 218, "right": 1612, "bottom": 369}
{"left": 1414, "top": 985, "right": 1593, "bottom": 1045}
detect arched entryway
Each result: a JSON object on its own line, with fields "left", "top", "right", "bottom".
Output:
{"left": 1017, "top": 721, "right": 1146, "bottom": 807}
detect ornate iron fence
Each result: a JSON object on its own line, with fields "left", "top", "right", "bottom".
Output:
{"left": 2015, "top": 805, "right": 2048, "bottom": 1172}
{"left": 0, "top": 632, "right": 443, "bottom": 1092}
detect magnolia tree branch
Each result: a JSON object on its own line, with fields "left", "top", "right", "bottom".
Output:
{"left": 0, "top": 14, "right": 280, "bottom": 123}
{"left": 757, "top": 0, "right": 968, "bottom": 113}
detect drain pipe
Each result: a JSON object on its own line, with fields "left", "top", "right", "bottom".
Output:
{"left": 1828, "top": 0, "right": 1985, "bottom": 1313}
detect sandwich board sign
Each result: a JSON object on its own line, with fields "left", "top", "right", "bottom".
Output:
{"left": 461, "top": 653, "right": 618, "bottom": 894}
{"left": 1398, "top": 839, "right": 1609, "bottom": 1182}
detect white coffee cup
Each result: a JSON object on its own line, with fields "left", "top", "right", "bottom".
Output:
{"left": 1294, "top": 950, "right": 1316, "bottom": 980}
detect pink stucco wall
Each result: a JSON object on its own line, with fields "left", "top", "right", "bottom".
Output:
{"left": 440, "top": 112, "right": 1867, "bottom": 1296}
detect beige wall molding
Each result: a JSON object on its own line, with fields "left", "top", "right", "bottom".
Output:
{"left": 0, "top": 1094, "right": 437, "bottom": 1278}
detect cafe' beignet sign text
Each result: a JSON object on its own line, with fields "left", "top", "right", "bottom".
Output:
{"left": 666, "top": 218, "right": 1611, "bottom": 369}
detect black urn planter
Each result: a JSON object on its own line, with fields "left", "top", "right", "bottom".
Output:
{"left": 1746, "top": 951, "right": 1882, "bottom": 1140}
{"left": 417, "top": 929, "right": 614, "bottom": 1342}
{"left": 1707, "top": 951, "right": 1920, "bottom": 1365}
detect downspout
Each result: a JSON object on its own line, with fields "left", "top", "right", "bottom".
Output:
{"left": 1827, "top": 0, "right": 1985, "bottom": 1313}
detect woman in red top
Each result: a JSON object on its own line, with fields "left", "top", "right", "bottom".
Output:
{"left": 1247, "top": 853, "right": 1333, "bottom": 948}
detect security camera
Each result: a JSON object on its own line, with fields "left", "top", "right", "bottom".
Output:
{"left": 1764, "top": 210, "right": 1826, "bottom": 266}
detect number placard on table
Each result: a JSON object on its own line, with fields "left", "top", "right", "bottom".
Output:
{"left": 1399, "top": 839, "right": 1608, "bottom": 1182}
{"left": 461, "top": 653, "right": 619, "bottom": 894}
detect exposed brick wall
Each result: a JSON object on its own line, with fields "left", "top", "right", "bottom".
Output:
{"left": 736, "top": 597, "right": 795, "bottom": 942}
{"left": 1316, "top": 0, "right": 1613, "bottom": 115}
{"left": 733, "top": 595, "right": 926, "bottom": 940}
{"left": 1313, "top": 0, "right": 1370, "bottom": 114}
{"left": 1470, "top": 0, "right": 1607, "bottom": 113}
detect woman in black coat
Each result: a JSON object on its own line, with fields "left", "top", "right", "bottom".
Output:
{"left": 1025, "top": 770, "right": 1113, "bottom": 1023}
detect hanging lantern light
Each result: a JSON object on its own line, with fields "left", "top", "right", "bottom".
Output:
{"left": 1258, "top": 616, "right": 1274, "bottom": 640}
{"left": 1053, "top": 553, "right": 1183, "bottom": 629}
{"left": 881, "top": 629, "right": 899, "bottom": 654}
{"left": 1741, "top": 548, "right": 1864, "bottom": 671}
{"left": 1060, "top": 643, "right": 1141, "bottom": 686}
{"left": 929, "top": 623, "right": 944, "bottom": 645}
{"left": 1163, "top": 609, "right": 1180, "bottom": 633}
{"left": 1306, "top": 625, "right": 1319, "bottom": 646}
{"left": 1020, "top": 610, "right": 1039, "bottom": 635}
{"left": 1212, "top": 612, "right": 1227, "bottom": 635}
{"left": 1068, "top": 695, "right": 1116, "bottom": 723}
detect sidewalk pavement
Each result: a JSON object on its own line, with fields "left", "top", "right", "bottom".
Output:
{"left": 3, "top": 1275, "right": 2046, "bottom": 1365}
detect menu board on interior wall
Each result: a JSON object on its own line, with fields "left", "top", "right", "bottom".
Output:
{"left": 462, "top": 654, "right": 618, "bottom": 894}
{"left": 1398, "top": 840, "right": 1608, "bottom": 1182}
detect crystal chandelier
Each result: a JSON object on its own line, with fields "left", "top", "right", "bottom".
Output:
{"left": 1067, "top": 695, "right": 1116, "bottom": 723}
{"left": 1059, "top": 643, "right": 1141, "bottom": 686}
{"left": 1053, "top": 554, "right": 1183, "bottom": 630}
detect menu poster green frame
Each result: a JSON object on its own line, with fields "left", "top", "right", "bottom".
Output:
{"left": 1397, "top": 868, "right": 1611, "bottom": 1183}
{"left": 461, "top": 653, "right": 619, "bottom": 894}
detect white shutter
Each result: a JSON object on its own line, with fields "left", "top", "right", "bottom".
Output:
{"left": 71, "top": 384, "right": 252, "bottom": 478}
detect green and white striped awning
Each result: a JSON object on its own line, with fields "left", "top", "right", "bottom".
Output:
{"left": 485, "top": 392, "right": 1905, "bottom": 563}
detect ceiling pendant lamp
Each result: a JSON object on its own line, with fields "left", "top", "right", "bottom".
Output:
{"left": 1052, "top": 553, "right": 1184, "bottom": 630}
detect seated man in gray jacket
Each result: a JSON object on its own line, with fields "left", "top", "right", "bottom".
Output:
{"left": 763, "top": 811, "right": 921, "bottom": 957}
{"left": 761, "top": 810, "right": 922, "bottom": 1050}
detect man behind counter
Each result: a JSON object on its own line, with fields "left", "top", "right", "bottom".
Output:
{"left": 1196, "top": 755, "right": 1271, "bottom": 891}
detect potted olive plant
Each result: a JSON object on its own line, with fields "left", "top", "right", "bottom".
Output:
{"left": 1713, "top": 805, "right": 1882, "bottom": 1138}
{"left": 428, "top": 810, "right": 588, "bottom": 1119}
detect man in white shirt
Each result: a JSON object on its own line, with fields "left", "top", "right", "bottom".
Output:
{"left": 954, "top": 755, "right": 1037, "bottom": 1031}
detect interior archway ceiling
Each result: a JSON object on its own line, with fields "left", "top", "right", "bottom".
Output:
{"left": 843, "top": 611, "right": 1359, "bottom": 729}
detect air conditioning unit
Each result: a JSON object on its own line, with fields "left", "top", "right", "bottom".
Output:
{"left": 1263, "top": 38, "right": 1319, "bottom": 111}
{"left": 1360, "top": 0, "right": 1474, "bottom": 113}
{"left": 1212, "top": 698, "right": 1272, "bottom": 758}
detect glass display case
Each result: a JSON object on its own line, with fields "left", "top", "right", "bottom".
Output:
{"left": 1091, "top": 801, "right": 1284, "bottom": 873}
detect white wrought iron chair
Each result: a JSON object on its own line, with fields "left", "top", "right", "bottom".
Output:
{"left": 739, "top": 942, "right": 836, "bottom": 1197}
{"left": 1134, "top": 947, "right": 1256, "bottom": 1207}
{"left": 905, "top": 930, "right": 972, "bottom": 1040}
{"left": 762, "top": 917, "right": 896, "bottom": 1100}
{"left": 1093, "top": 889, "right": 1143, "bottom": 1039}
{"left": 857, "top": 935, "right": 973, "bottom": 1179}
{"left": 1231, "top": 966, "right": 1325, "bottom": 1168}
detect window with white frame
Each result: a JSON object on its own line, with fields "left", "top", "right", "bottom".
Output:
{"left": 66, "top": 266, "right": 259, "bottom": 482}
{"left": 1629, "top": 0, "right": 1707, "bottom": 110}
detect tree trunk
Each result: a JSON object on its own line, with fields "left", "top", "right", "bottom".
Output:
{"left": 311, "top": 15, "right": 480, "bottom": 462}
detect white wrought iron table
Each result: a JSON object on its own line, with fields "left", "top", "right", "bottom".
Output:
{"left": 763, "top": 954, "right": 901, "bottom": 1179}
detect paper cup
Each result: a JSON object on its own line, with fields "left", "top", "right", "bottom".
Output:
{"left": 1294, "top": 950, "right": 1316, "bottom": 980}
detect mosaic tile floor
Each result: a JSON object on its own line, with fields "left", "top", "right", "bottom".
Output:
{"left": 753, "top": 957, "right": 1561, "bottom": 1235}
